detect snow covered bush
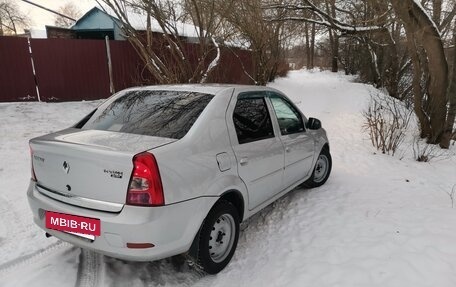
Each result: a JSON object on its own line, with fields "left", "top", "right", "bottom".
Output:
{"left": 363, "top": 92, "right": 413, "bottom": 155}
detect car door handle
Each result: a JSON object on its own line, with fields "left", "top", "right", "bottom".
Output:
{"left": 285, "top": 147, "right": 291, "bottom": 153}
{"left": 239, "top": 157, "right": 249, "bottom": 166}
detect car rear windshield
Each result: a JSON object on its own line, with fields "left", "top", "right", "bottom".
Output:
{"left": 81, "top": 90, "right": 214, "bottom": 139}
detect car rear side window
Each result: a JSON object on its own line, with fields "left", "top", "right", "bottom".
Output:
{"left": 81, "top": 90, "right": 213, "bottom": 139}
{"left": 233, "top": 95, "right": 274, "bottom": 144}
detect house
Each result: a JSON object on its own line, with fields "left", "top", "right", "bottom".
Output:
{"left": 71, "top": 7, "right": 123, "bottom": 40}
{"left": 44, "top": 7, "right": 121, "bottom": 40}
{"left": 46, "top": 7, "right": 200, "bottom": 43}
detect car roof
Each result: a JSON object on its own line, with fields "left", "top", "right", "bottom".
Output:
{"left": 128, "top": 84, "right": 282, "bottom": 96}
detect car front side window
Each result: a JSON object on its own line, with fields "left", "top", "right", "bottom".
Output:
{"left": 269, "top": 95, "right": 305, "bottom": 135}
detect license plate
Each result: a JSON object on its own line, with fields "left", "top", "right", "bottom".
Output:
{"left": 45, "top": 211, "right": 100, "bottom": 240}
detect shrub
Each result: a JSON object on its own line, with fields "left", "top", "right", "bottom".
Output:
{"left": 412, "top": 136, "right": 452, "bottom": 162}
{"left": 363, "top": 93, "right": 413, "bottom": 155}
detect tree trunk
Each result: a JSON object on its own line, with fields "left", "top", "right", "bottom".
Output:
{"left": 391, "top": 0, "right": 449, "bottom": 145}
{"left": 305, "top": 22, "right": 311, "bottom": 69}
{"left": 406, "top": 30, "right": 432, "bottom": 138}
{"left": 365, "top": 39, "right": 381, "bottom": 87}
{"left": 385, "top": 22, "right": 400, "bottom": 99}
{"left": 310, "top": 22, "right": 315, "bottom": 69}
{"left": 328, "top": 28, "right": 339, "bottom": 72}
{"left": 432, "top": 0, "right": 442, "bottom": 26}
{"left": 441, "top": 25, "right": 456, "bottom": 148}
{"left": 326, "top": 0, "right": 338, "bottom": 72}
{"left": 331, "top": 34, "right": 339, "bottom": 73}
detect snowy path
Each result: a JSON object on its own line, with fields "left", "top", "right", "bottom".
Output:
{"left": 1, "top": 70, "right": 455, "bottom": 286}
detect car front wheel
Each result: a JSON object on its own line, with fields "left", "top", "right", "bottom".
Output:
{"left": 302, "top": 147, "right": 332, "bottom": 188}
{"left": 197, "top": 200, "right": 240, "bottom": 274}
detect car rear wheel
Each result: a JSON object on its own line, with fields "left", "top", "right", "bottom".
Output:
{"left": 197, "top": 200, "right": 240, "bottom": 274}
{"left": 302, "top": 147, "right": 332, "bottom": 188}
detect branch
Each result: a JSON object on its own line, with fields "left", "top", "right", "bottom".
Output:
{"left": 201, "top": 36, "right": 220, "bottom": 83}
{"left": 440, "top": 3, "right": 456, "bottom": 31}
{"left": 268, "top": 16, "right": 385, "bottom": 34}
{"left": 264, "top": 2, "right": 386, "bottom": 34}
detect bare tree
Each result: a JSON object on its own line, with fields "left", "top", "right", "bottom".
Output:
{"left": 325, "top": 0, "right": 338, "bottom": 72}
{"left": 391, "top": 0, "right": 450, "bottom": 147}
{"left": 304, "top": 20, "right": 316, "bottom": 69}
{"left": 54, "top": 3, "right": 82, "bottom": 28}
{"left": 219, "top": 0, "right": 293, "bottom": 85}
{"left": 265, "top": 0, "right": 455, "bottom": 149}
{"left": 0, "top": 0, "right": 29, "bottom": 35}
{"left": 96, "top": 0, "right": 223, "bottom": 84}
{"left": 443, "top": 21, "right": 456, "bottom": 146}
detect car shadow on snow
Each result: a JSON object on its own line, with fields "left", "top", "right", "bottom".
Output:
{"left": 102, "top": 253, "right": 205, "bottom": 286}
{"left": 98, "top": 185, "right": 325, "bottom": 286}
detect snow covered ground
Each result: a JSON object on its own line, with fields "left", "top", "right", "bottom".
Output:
{"left": 1, "top": 70, "right": 455, "bottom": 287}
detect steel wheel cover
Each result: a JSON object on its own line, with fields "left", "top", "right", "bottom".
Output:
{"left": 208, "top": 213, "right": 236, "bottom": 263}
{"left": 314, "top": 154, "right": 329, "bottom": 183}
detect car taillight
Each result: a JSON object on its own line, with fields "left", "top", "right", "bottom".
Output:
{"left": 127, "top": 152, "right": 164, "bottom": 206}
{"left": 30, "top": 146, "right": 37, "bottom": 182}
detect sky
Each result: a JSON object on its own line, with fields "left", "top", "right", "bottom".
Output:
{"left": 16, "top": 0, "right": 98, "bottom": 29}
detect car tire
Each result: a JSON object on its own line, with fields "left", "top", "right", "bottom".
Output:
{"left": 196, "top": 200, "right": 240, "bottom": 274}
{"left": 302, "top": 147, "right": 332, "bottom": 188}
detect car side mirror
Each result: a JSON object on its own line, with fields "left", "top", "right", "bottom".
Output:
{"left": 307, "top": 118, "right": 321, "bottom": 130}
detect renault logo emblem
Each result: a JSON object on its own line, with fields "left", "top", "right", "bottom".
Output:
{"left": 63, "top": 161, "right": 70, "bottom": 174}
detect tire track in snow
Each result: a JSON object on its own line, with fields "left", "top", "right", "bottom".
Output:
{"left": 75, "top": 249, "right": 105, "bottom": 287}
{"left": 0, "top": 195, "right": 26, "bottom": 258}
{"left": 0, "top": 241, "right": 70, "bottom": 276}
{"left": 0, "top": 194, "right": 68, "bottom": 273}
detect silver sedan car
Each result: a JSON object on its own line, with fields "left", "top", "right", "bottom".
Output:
{"left": 27, "top": 85, "right": 331, "bottom": 274}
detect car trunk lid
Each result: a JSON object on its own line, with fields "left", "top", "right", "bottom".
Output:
{"left": 30, "top": 128, "right": 176, "bottom": 212}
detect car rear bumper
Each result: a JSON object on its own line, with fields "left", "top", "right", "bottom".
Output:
{"left": 27, "top": 181, "right": 218, "bottom": 261}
